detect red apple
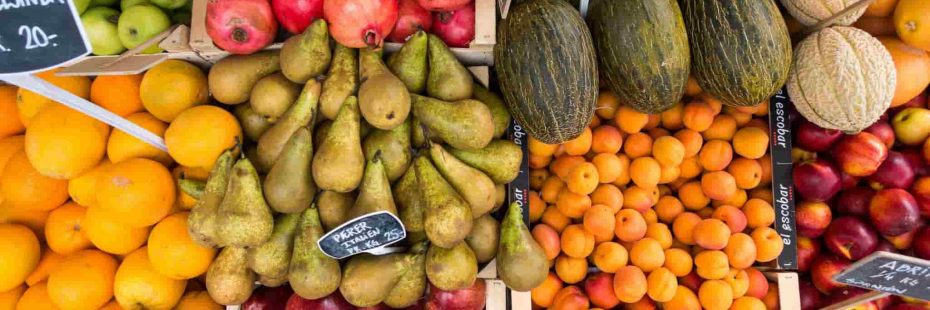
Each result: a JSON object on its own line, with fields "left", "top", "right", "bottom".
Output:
{"left": 825, "top": 287, "right": 872, "bottom": 308}
{"left": 900, "top": 149, "right": 928, "bottom": 176}
{"left": 893, "top": 90, "right": 928, "bottom": 112}
{"left": 888, "top": 304, "right": 930, "bottom": 310}
{"left": 875, "top": 239, "right": 897, "bottom": 253}
{"left": 884, "top": 224, "right": 921, "bottom": 249}
{"left": 285, "top": 291, "right": 354, "bottom": 310}
{"left": 823, "top": 216, "right": 879, "bottom": 260}
{"left": 797, "top": 236, "right": 821, "bottom": 272}
{"left": 811, "top": 255, "right": 852, "bottom": 294}
{"left": 799, "top": 281, "right": 824, "bottom": 310}
{"left": 865, "top": 121, "right": 896, "bottom": 148}
{"left": 426, "top": 279, "right": 486, "bottom": 310}
{"left": 792, "top": 147, "right": 819, "bottom": 163}
{"left": 796, "top": 120, "right": 844, "bottom": 152}
{"left": 870, "top": 188, "right": 921, "bottom": 237}
{"left": 836, "top": 187, "right": 876, "bottom": 216}
{"left": 797, "top": 201, "right": 832, "bottom": 238}
{"left": 243, "top": 285, "right": 292, "bottom": 310}
{"left": 680, "top": 271, "right": 703, "bottom": 292}
{"left": 794, "top": 158, "right": 842, "bottom": 202}
{"left": 875, "top": 295, "right": 895, "bottom": 309}
{"left": 912, "top": 226, "right": 930, "bottom": 259}
{"left": 840, "top": 170, "right": 861, "bottom": 189}
{"left": 584, "top": 272, "right": 619, "bottom": 309}
{"left": 833, "top": 132, "right": 889, "bottom": 177}
{"left": 869, "top": 151, "right": 916, "bottom": 189}
{"left": 911, "top": 176, "right": 930, "bottom": 217}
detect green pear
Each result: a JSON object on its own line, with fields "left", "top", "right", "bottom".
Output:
{"left": 216, "top": 158, "right": 274, "bottom": 247}
{"left": 497, "top": 201, "right": 548, "bottom": 291}
{"left": 411, "top": 95, "right": 494, "bottom": 150}
{"left": 289, "top": 206, "right": 342, "bottom": 299}
{"left": 317, "top": 190, "right": 355, "bottom": 232}
{"left": 449, "top": 139, "right": 522, "bottom": 184}
{"left": 320, "top": 44, "right": 358, "bottom": 120}
{"left": 393, "top": 166, "right": 424, "bottom": 233}
{"left": 384, "top": 242, "right": 428, "bottom": 308}
{"left": 466, "top": 214, "right": 500, "bottom": 263}
{"left": 362, "top": 117, "right": 412, "bottom": 182}
{"left": 346, "top": 152, "right": 397, "bottom": 219}
{"left": 209, "top": 51, "right": 281, "bottom": 105}
{"left": 248, "top": 213, "right": 301, "bottom": 280}
{"left": 388, "top": 31, "right": 428, "bottom": 94}
{"left": 280, "top": 19, "right": 332, "bottom": 83}
{"left": 414, "top": 155, "right": 472, "bottom": 248}
{"left": 339, "top": 253, "right": 407, "bottom": 307}
{"left": 429, "top": 143, "right": 496, "bottom": 218}
{"left": 206, "top": 247, "right": 255, "bottom": 305}
{"left": 425, "top": 242, "right": 478, "bottom": 290}
{"left": 177, "top": 177, "right": 204, "bottom": 199}
{"left": 188, "top": 148, "right": 235, "bottom": 247}
{"left": 426, "top": 34, "right": 473, "bottom": 101}
{"left": 264, "top": 127, "right": 316, "bottom": 213}
{"left": 312, "top": 96, "right": 364, "bottom": 193}
{"left": 313, "top": 119, "right": 333, "bottom": 150}
{"left": 256, "top": 80, "right": 320, "bottom": 171}
{"left": 472, "top": 83, "right": 511, "bottom": 138}
{"left": 233, "top": 104, "right": 274, "bottom": 142}
{"left": 358, "top": 47, "right": 411, "bottom": 130}
{"left": 493, "top": 184, "right": 506, "bottom": 213}
{"left": 250, "top": 72, "right": 301, "bottom": 121}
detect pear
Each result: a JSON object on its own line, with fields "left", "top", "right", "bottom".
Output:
{"left": 347, "top": 151, "right": 397, "bottom": 219}
{"left": 289, "top": 206, "right": 342, "bottom": 299}
{"left": 206, "top": 247, "right": 255, "bottom": 305}
{"left": 472, "top": 83, "right": 511, "bottom": 138}
{"left": 318, "top": 190, "right": 355, "bottom": 232}
{"left": 493, "top": 183, "right": 506, "bottom": 213}
{"left": 177, "top": 176, "right": 204, "bottom": 199}
{"left": 312, "top": 96, "right": 364, "bottom": 192}
{"left": 256, "top": 80, "right": 320, "bottom": 171}
{"left": 449, "top": 139, "right": 522, "bottom": 184}
{"left": 358, "top": 47, "right": 410, "bottom": 130}
{"left": 188, "top": 148, "right": 235, "bottom": 247}
{"left": 259, "top": 274, "right": 288, "bottom": 288}
{"left": 426, "top": 34, "right": 473, "bottom": 101}
{"left": 250, "top": 72, "right": 301, "bottom": 121}
{"left": 412, "top": 95, "right": 493, "bottom": 150}
{"left": 362, "top": 117, "right": 412, "bottom": 182}
{"left": 384, "top": 242, "right": 428, "bottom": 308}
{"left": 393, "top": 166, "right": 424, "bottom": 233}
{"left": 414, "top": 155, "right": 472, "bottom": 248}
{"left": 280, "top": 19, "right": 332, "bottom": 83}
{"left": 248, "top": 212, "right": 301, "bottom": 280}
{"left": 233, "top": 104, "right": 274, "bottom": 142}
{"left": 411, "top": 117, "right": 427, "bottom": 148}
{"left": 313, "top": 119, "right": 333, "bottom": 151}
{"left": 466, "top": 214, "right": 500, "bottom": 263}
{"left": 425, "top": 242, "right": 478, "bottom": 290}
{"left": 388, "top": 30, "right": 428, "bottom": 94}
{"left": 339, "top": 253, "right": 406, "bottom": 307}
{"left": 320, "top": 44, "right": 358, "bottom": 120}
{"left": 429, "top": 143, "right": 496, "bottom": 218}
{"left": 209, "top": 50, "right": 281, "bottom": 105}
{"left": 216, "top": 158, "right": 274, "bottom": 247}
{"left": 264, "top": 127, "right": 316, "bottom": 213}
{"left": 497, "top": 202, "right": 548, "bottom": 291}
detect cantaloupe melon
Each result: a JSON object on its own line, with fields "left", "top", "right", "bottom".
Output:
{"left": 780, "top": 0, "right": 867, "bottom": 26}
{"left": 788, "top": 26, "right": 896, "bottom": 133}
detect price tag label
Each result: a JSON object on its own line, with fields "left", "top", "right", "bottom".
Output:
{"left": 0, "top": 0, "right": 91, "bottom": 74}
{"left": 317, "top": 211, "right": 406, "bottom": 260}
{"left": 834, "top": 251, "right": 930, "bottom": 301}
{"left": 768, "top": 87, "right": 798, "bottom": 270}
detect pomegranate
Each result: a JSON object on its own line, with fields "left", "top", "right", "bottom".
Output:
{"left": 388, "top": 0, "right": 433, "bottom": 42}
{"left": 324, "top": 0, "right": 399, "bottom": 48}
{"left": 416, "top": 0, "right": 468, "bottom": 11}
{"left": 206, "top": 0, "right": 278, "bottom": 54}
{"left": 273, "top": 0, "right": 324, "bottom": 34}
{"left": 431, "top": 2, "right": 474, "bottom": 48}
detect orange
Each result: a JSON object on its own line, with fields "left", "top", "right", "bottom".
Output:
{"left": 140, "top": 60, "right": 208, "bottom": 122}
{"left": 663, "top": 248, "right": 693, "bottom": 277}
{"left": 175, "top": 290, "right": 222, "bottom": 310}
{"left": 25, "top": 104, "right": 109, "bottom": 179}
{"left": 148, "top": 212, "right": 216, "bottom": 280}
{"left": 701, "top": 171, "right": 738, "bottom": 201}
{"left": 47, "top": 249, "right": 117, "bottom": 310}
{"left": 0, "top": 284, "right": 25, "bottom": 309}
{"left": 0, "top": 135, "right": 24, "bottom": 173}
{"left": 592, "top": 242, "right": 628, "bottom": 273}
{"left": 0, "top": 86, "right": 24, "bottom": 139}
{"left": 566, "top": 162, "right": 599, "bottom": 195}
{"left": 699, "top": 140, "right": 733, "bottom": 171}
{"left": 655, "top": 196, "right": 684, "bottom": 224}
{"left": 0, "top": 206, "right": 48, "bottom": 242}
{"left": 114, "top": 248, "right": 186, "bottom": 309}
{"left": 67, "top": 160, "right": 111, "bottom": 207}
{"left": 560, "top": 224, "right": 595, "bottom": 258}
{"left": 556, "top": 187, "right": 591, "bottom": 218}
{"left": 596, "top": 91, "right": 620, "bottom": 120}
{"left": 0, "top": 224, "right": 40, "bottom": 291}
{"left": 107, "top": 112, "right": 172, "bottom": 165}
{"left": 646, "top": 267, "right": 678, "bottom": 302}
{"left": 682, "top": 101, "right": 715, "bottom": 132}
{"left": 16, "top": 282, "right": 59, "bottom": 310}
{"left": 692, "top": 219, "right": 731, "bottom": 250}
{"left": 661, "top": 103, "right": 684, "bottom": 130}
{"left": 895, "top": 0, "right": 930, "bottom": 51}
{"left": 96, "top": 158, "right": 176, "bottom": 228}
{"left": 529, "top": 136, "right": 559, "bottom": 157}
{"left": 550, "top": 155, "right": 586, "bottom": 180}
{"left": 702, "top": 114, "right": 738, "bottom": 141}
{"left": 630, "top": 157, "right": 661, "bottom": 189}
{"left": 615, "top": 106, "right": 650, "bottom": 134}
{"left": 698, "top": 280, "right": 734, "bottom": 310}
{"left": 591, "top": 125, "right": 622, "bottom": 154}
{"left": 663, "top": 285, "right": 701, "bottom": 310}
{"left": 16, "top": 69, "right": 91, "bottom": 126}
{"left": 554, "top": 255, "right": 588, "bottom": 284}
{"left": 653, "top": 136, "right": 685, "bottom": 166}
{"left": 583, "top": 205, "right": 616, "bottom": 242}
{"left": 90, "top": 75, "right": 144, "bottom": 117}
{"left": 672, "top": 212, "right": 702, "bottom": 245}
{"left": 679, "top": 181, "right": 709, "bottom": 210}
{"left": 743, "top": 199, "right": 775, "bottom": 229}
{"left": 866, "top": 0, "right": 898, "bottom": 17}
{"left": 25, "top": 250, "right": 64, "bottom": 286}
{"left": 881, "top": 37, "right": 930, "bottom": 106}
{"left": 591, "top": 153, "right": 621, "bottom": 184}
{"left": 615, "top": 209, "right": 647, "bottom": 242}
{"left": 624, "top": 133, "right": 653, "bottom": 159}
{"left": 44, "top": 202, "right": 91, "bottom": 255}
{"left": 613, "top": 266, "right": 647, "bottom": 303}
{"left": 84, "top": 206, "right": 150, "bottom": 255}
{"left": 752, "top": 227, "right": 784, "bottom": 263}
{"left": 630, "top": 238, "right": 665, "bottom": 272}
{"left": 563, "top": 127, "right": 592, "bottom": 156}
{"left": 591, "top": 184, "right": 623, "bottom": 213}
{"left": 0, "top": 150, "right": 68, "bottom": 211}
{"left": 164, "top": 106, "right": 242, "bottom": 169}
{"left": 695, "top": 250, "right": 730, "bottom": 280}
{"left": 732, "top": 127, "right": 769, "bottom": 160}
{"left": 728, "top": 158, "right": 763, "bottom": 189}
{"left": 674, "top": 129, "right": 704, "bottom": 157}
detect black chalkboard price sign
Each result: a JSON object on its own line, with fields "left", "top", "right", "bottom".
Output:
{"left": 0, "top": 0, "right": 91, "bottom": 74}
{"left": 317, "top": 211, "right": 406, "bottom": 260}
{"left": 833, "top": 251, "right": 930, "bottom": 301}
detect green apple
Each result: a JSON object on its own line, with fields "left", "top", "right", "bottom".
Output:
{"left": 151, "top": 0, "right": 187, "bottom": 9}
{"left": 73, "top": 0, "right": 92, "bottom": 14}
{"left": 117, "top": 5, "right": 170, "bottom": 54}
{"left": 892, "top": 107, "right": 930, "bottom": 145}
{"left": 172, "top": 10, "right": 191, "bottom": 26}
{"left": 81, "top": 7, "right": 126, "bottom": 55}
{"left": 120, "top": 0, "right": 150, "bottom": 11}
{"left": 91, "top": 0, "right": 119, "bottom": 7}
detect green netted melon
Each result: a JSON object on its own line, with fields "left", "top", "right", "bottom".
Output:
{"left": 494, "top": 0, "right": 598, "bottom": 144}
{"left": 587, "top": 0, "right": 690, "bottom": 114}
{"left": 788, "top": 26, "right": 896, "bottom": 133}
{"left": 780, "top": 0, "right": 867, "bottom": 26}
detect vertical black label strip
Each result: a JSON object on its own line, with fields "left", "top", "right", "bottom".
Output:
{"left": 769, "top": 87, "right": 798, "bottom": 270}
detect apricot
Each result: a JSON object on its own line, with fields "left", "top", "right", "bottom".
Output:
{"left": 672, "top": 212, "right": 702, "bottom": 245}
{"left": 683, "top": 101, "right": 716, "bottom": 132}
{"left": 596, "top": 91, "right": 620, "bottom": 119}
{"left": 743, "top": 199, "right": 775, "bottom": 229}
{"left": 556, "top": 187, "right": 591, "bottom": 219}
{"left": 564, "top": 127, "right": 592, "bottom": 156}
{"left": 725, "top": 233, "right": 758, "bottom": 269}
{"left": 661, "top": 103, "right": 685, "bottom": 130}
{"left": 624, "top": 133, "right": 653, "bottom": 159}
{"left": 550, "top": 285, "right": 591, "bottom": 309}
{"left": 540, "top": 176, "right": 565, "bottom": 203}
{"left": 653, "top": 136, "right": 686, "bottom": 166}
{"left": 530, "top": 170, "right": 549, "bottom": 190}
{"left": 658, "top": 164, "right": 681, "bottom": 185}
{"left": 612, "top": 154, "right": 632, "bottom": 186}
{"left": 649, "top": 127, "right": 671, "bottom": 139}
{"left": 744, "top": 267, "right": 769, "bottom": 299}
{"left": 679, "top": 156, "right": 704, "bottom": 179}
{"left": 583, "top": 205, "right": 616, "bottom": 243}
{"left": 724, "top": 268, "right": 750, "bottom": 298}
{"left": 646, "top": 114, "right": 661, "bottom": 129}
{"left": 591, "top": 125, "right": 623, "bottom": 154}
{"left": 694, "top": 250, "right": 730, "bottom": 280}
{"left": 712, "top": 205, "right": 748, "bottom": 233}
{"left": 616, "top": 106, "right": 650, "bottom": 134}
{"left": 630, "top": 157, "right": 661, "bottom": 189}
{"left": 733, "top": 127, "right": 769, "bottom": 159}
{"left": 655, "top": 196, "right": 684, "bottom": 224}
{"left": 679, "top": 181, "right": 710, "bottom": 210}
{"left": 529, "top": 136, "right": 559, "bottom": 157}
{"left": 663, "top": 248, "right": 694, "bottom": 277}
{"left": 613, "top": 266, "right": 647, "bottom": 303}
{"left": 555, "top": 255, "right": 588, "bottom": 284}
{"left": 622, "top": 186, "right": 655, "bottom": 212}
{"left": 584, "top": 272, "right": 620, "bottom": 309}
{"left": 716, "top": 189, "right": 749, "bottom": 209}
{"left": 647, "top": 267, "right": 678, "bottom": 302}
{"left": 751, "top": 227, "right": 783, "bottom": 263}
{"left": 561, "top": 224, "right": 595, "bottom": 258}
{"left": 662, "top": 285, "right": 702, "bottom": 310}
{"left": 749, "top": 188, "right": 773, "bottom": 205}
{"left": 763, "top": 283, "right": 779, "bottom": 310}
{"left": 703, "top": 114, "right": 738, "bottom": 141}
{"left": 643, "top": 208, "right": 659, "bottom": 225}
{"left": 614, "top": 209, "right": 647, "bottom": 242}
{"left": 758, "top": 155, "right": 773, "bottom": 184}
{"left": 627, "top": 298, "right": 658, "bottom": 310}
{"left": 675, "top": 129, "right": 704, "bottom": 157}
{"left": 590, "top": 184, "right": 623, "bottom": 213}
{"left": 698, "top": 280, "right": 734, "bottom": 310}
{"left": 551, "top": 155, "right": 586, "bottom": 180}
{"left": 646, "top": 223, "right": 673, "bottom": 249}
{"left": 529, "top": 192, "right": 545, "bottom": 223}
{"left": 630, "top": 238, "right": 665, "bottom": 272}
{"left": 532, "top": 224, "right": 561, "bottom": 260}
{"left": 592, "top": 242, "right": 628, "bottom": 273}
{"left": 529, "top": 154, "right": 552, "bottom": 169}
{"left": 702, "top": 171, "right": 738, "bottom": 201}
{"left": 567, "top": 162, "right": 599, "bottom": 195}
{"left": 699, "top": 140, "right": 734, "bottom": 171}
{"left": 591, "top": 153, "right": 621, "bottom": 184}
{"left": 732, "top": 296, "right": 767, "bottom": 310}
{"left": 541, "top": 206, "right": 570, "bottom": 233}
{"left": 531, "top": 272, "right": 563, "bottom": 308}
{"left": 692, "top": 219, "right": 732, "bottom": 250}
{"left": 728, "top": 157, "right": 763, "bottom": 189}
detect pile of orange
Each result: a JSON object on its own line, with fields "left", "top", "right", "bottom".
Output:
{"left": 0, "top": 63, "right": 238, "bottom": 310}
{"left": 528, "top": 81, "right": 783, "bottom": 310}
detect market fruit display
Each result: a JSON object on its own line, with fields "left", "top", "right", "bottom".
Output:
{"left": 527, "top": 84, "right": 782, "bottom": 308}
